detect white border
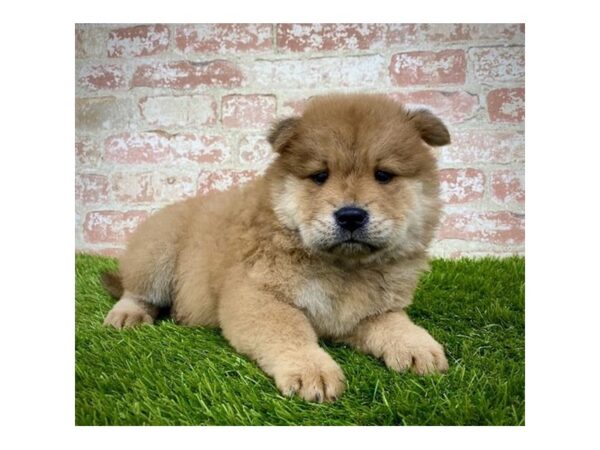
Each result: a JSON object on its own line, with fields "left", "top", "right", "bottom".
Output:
{"left": 2, "top": 0, "right": 600, "bottom": 447}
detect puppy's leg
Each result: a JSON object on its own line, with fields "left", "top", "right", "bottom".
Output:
{"left": 103, "top": 291, "right": 160, "bottom": 329}
{"left": 341, "top": 310, "right": 448, "bottom": 375}
{"left": 219, "top": 280, "right": 345, "bottom": 403}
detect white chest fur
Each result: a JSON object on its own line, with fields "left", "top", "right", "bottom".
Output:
{"left": 294, "top": 279, "right": 333, "bottom": 321}
{"left": 292, "top": 268, "right": 416, "bottom": 338}
{"left": 293, "top": 278, "right": 376, "bottom": 338}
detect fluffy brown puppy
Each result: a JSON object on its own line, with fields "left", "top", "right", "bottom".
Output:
{"left": 102, "top": 93, "right": 450, "bottom": 403}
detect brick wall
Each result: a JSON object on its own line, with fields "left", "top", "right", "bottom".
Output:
{"left": 75, "top": 23, "right": 525, "bottom": 258}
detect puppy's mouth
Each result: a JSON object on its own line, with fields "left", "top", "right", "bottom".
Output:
{"left": 327, "top": 239, "right": 380, "bottom": 253}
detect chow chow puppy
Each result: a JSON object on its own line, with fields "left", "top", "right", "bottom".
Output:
{"left": 102, "top": 93, "right": 450, "bottom": 402}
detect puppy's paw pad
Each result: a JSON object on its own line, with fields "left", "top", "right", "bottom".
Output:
{"left": 275, "top": 355, "right": 345, "bottom": 403}
{"left": 384, "top": 329, "right": 448, "bottom": 375}
{"left": 103, "top": 308, "right": 153, "bottom": 329}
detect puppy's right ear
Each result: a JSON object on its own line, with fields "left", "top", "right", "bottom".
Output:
{"left": 267, "top": 117, "right": 299, "bottom": 153}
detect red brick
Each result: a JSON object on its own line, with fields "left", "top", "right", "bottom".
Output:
{"left": 108, "top": 24, "right": 170, "bottom": 57}
{"left": 76, "top": 139, "right": 102, "bottom": 167}
{"left": 440, "top": 130, "right": 524, "bottom": 164}
{"left": 387, "top": 24, "right": 524, "bottom": 46}
{"left": 132, "top": 60, "right": 243, "bottom": 89}
{"left": 251, "top": 55, "right": 384, "bottom": 89}
{"left": 172, "top": 134, "right": 230, "bottom": 164}
{"left": 439, "top": 169, "right": 485, "bottom": 204}
{"left": 470, "top": 47, "right": 525, "bottom": 82}
{"left": 78, "top": 64, "right": 126, "bottom": 91}
{"left": 389, "top": 91, "right": 479, "bottom": 123}
{"left": 104, "top": 132, "right": 230, "bottom": 165}
{"left": 138, "top": 95, "right": 217, "bottom": 128}
{"left": 76, "top": 174, "right": 110, "bottom": 204}
{"left": 152, "top": 173, "right": 197, "bottom": 202}
{"left": 76, "top": 97, "right": 138, "bottom": 132}
{"left": 238, "top": 135, "right": 274, "bottom": 166}
{"left": 175, "top": 24, "right": 272, "bottom": 53}
{"left": 222, "top": 95, "right": 277, "bottom": 128}
{"left": 438, "top": 211, "right": 524, "bottom": 244}
{"left": 487, "top": 88, "right": 525, "bottom": 122}
{"left": 75, "top": 25, "right": 109, "bottom": 58}
{"left": 111, "top": 172, "right": 154, "bottom": 203}
{"left": 491, "top": 170, "right": 525, "bottom": 204}
{"left": 276, "top": 23, "right": 385, "bottom": 52}
{"left": 197, "top": 170, "right": 258, "bottom": 195}
{"left": 83, "top": 210, "right": 149, "bottom": 244}
{"left": 110, "top": 172, "right": 198, "bottom": 204}
{"left": 105, "top": 132, "right": 173, "bottom": 164}
{"left": 389, "top": 50, "right": 466, "bottom": 85}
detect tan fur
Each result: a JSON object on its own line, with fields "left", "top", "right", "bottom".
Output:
{"left": 103, "top": 291, "right": 159, "bottom": 329}
{"left": 103, "top": 94, "right": 450, "bottom": 402}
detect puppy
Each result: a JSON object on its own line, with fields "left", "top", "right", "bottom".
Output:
{"left": 102, "top": 93, "right": 450, "bottom": 402}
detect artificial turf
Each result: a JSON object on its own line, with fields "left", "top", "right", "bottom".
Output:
{"left": 75, "top": 254, "right": 524, "bottom": 426}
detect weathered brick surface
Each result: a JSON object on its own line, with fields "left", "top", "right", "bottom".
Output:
{"left": 389, "top": 91, "right": 479, "bottom": 123}
{"left": 491, "top": 170, "right": 525, "bottom": 205}
{"left": 75, "top": 23, "right": 525, "bottom": 258}
{"left": 197, "top": 170, "right": 258, "bottom": 195}
{"left": 104, "top": 132, "right": 173, "bottom": 164}
{"left": 440, "top": 130, "right": 524, "bottom": 164}
{"left": 76, "top": 174, "right": 110, "bottom": 204}
{"left": 83, "top": 210, "right": 149, "bottom": 243}
{"left": 132, "top": 60, "right": 244, "bottom": 89}
{"left": 389, "top": 50, "right": 467, "bottom": 85}
{"left": 277, "top": 23, "right": 386, "bottom": 52}
{"left": 75, "top": 139, "right": 102, "bottom": 168}
{"left": 238, "top": 135, "right": 274, "bottom": 167}
{"left": 172, "top": 134, "right": 230, "bottom": 164}
{"left": 138, "top": 95, "right": 217, "bottom": 128}
{"left": 176, "top": 24, "right": 273, "bottom": 53}
{"left": 222, "top": 95, "right": 277, "bottom": 128}
{"left": 78, "top": 64, "right": 126, "bottom": 91}
{"left": 104, "top": 132, "right": 230, "bottom": 165}
{"left": 75, "top": 97, "right": 138, "bottom": 132}
{"left": 470, "top": 46, "right": 525, "bottom": 82}
{"left": 250, "top": 55, "right": 385, "bottom": 89}
{"left": 439, "top": 169, "right": 485, "bottom": 204}
{"left": 76, "top": 25, "right": 109, "bottom": 58}
{"left": 387, "top": 24, "right": 524, "bottom": 46}
{"left": 438, "top": 211, "right": 525, "bottom": 245}
{"left": 111, "top": 172, "right": 197, "bottom": 203}
{"left": 111, "top": 172, "right": 155, "bottom": 203}
{"left": 487, "top": 88, "right": 525, "bottom": 122}
{"left": 108, "top": 24, "right": 170, "bottom": 58}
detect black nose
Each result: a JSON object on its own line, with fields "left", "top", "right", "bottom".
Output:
{"left": 335, "top": 207, "right": 369, "bottom": 232}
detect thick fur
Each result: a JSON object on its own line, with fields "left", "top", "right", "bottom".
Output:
{"left": 102, "top": 94, "right": 450, "bottom": 402}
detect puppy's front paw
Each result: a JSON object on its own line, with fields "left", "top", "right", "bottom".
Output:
{"left": 384, "top": 326, "right": 448, "bottom": 375}
{"left": 103, "top": 298, "right": 154, "bottom": 329}
{"left": 274, "top": 349, "right": 345, "bottom": 403}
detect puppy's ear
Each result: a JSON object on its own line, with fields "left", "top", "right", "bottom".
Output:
{"left": 267, "top": 117, "right": 299, "bottom": 153}
{"left": 407, "top": 108, "right": 451, "bottom": 147}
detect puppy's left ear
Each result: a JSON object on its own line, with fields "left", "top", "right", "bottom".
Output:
{"left": 267, "top": 117, "right": 300, "bottom": 153}
{"left": 407, "top": 108, "right": 451, "bottom": 147}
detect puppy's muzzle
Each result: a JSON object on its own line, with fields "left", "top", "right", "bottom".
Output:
{"left": 334, "top": 207, "right": 369, "bottom": 232}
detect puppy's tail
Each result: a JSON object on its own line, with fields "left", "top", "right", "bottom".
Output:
{"left": 101, "top": 271, "right": 124, "bottom": 300}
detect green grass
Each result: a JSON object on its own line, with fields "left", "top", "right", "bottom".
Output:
{"left": 75, "top": 254, "right": 524, "bottom": 426}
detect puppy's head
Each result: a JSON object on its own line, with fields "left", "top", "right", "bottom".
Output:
{"left": 267, "top": 94, "right": 449, "bottom": 262}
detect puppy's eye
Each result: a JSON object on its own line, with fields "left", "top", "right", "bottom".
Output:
{"left": 374, "top": 170, "right": 395, "bottom": 184}
{"left": 309, "top": 171, "right": 329, "bottom": 185}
